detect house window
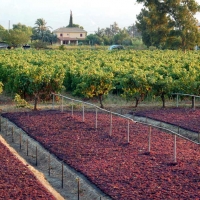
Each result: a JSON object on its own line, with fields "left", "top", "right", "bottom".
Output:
{"left": 80, "top": 34, "right": 83, "bottom": 37}
{"left": 60, "top": 33, "right": 63, "bottom": 37}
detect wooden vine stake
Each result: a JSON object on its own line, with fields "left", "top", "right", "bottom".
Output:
{"left": 127, "top": 120, "right": 130, "bottom": 143}
{"left": 35, "top": 146, "right": 38, "bottom": 166}
{"left": 76, "top": 177, "right": 80, "bottom": 200}
{"left": 173, "top": 134, "right": 177, "bottom": 165}
{"left": 82, "top": 104, "right": 85, "bottom": 122}
{"left": 109, "top": 112, "right": 112, "bottom": 137}
{"left": 148, "top": 126, "right": 151, "bottom": 154}
{"left": 71, "top": 100, "right": 74, "bottom": 116}
{"left": 61, "top": 161, "right": 64, "bottom": 188}
{"left": 48, "top": 154, "right": 51, "bottom": 176}
{"left": 95, "top": 107, "right": 98, "bottom": 129}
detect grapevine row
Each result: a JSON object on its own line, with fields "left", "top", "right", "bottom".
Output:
{"left": 0, "top": 49, "right": 200, "bottom": 108}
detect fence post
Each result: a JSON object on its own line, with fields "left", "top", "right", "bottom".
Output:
{"left": 198, "top": 132, "right": 200, "bottom": 143}
{"left": 35, "top": 146, "right": 38, "bottom": 166}
{"left": 52, "top": 93, "right": 55, "bottom": 109}
{"left": 82, "top": 104, "right": 85, "bottom": 122}
{"left": 192, "top": 96, "right": 195, "bottom": 110}
{"left": 148, "top": 126, "right": 151, "bottom": 154}
{"left": 173, "top": 134, "right": 177, "bottom": 164}
{"left": 61, "top": 162, "right": 64, "bottom": 188}
{"left": 48, "top": 154, "right": 51, "bottom": 176}
{"left": 61, "top": 96, "right": 63, "bottom": 112}
{"left": 109, "top": 112, "right": 112, "bottom": 136}
{"left": 176, "top": 94, "right": 179, "bottom": 107}
{"left": 77, "top": 178, "right": 80, "bottom": 200}
{"left": 95, "top": 107, "right": 98, "bottom": 129}
{"left": 71, "top": 100, "right": 74, "bottom": 116}
{"left": 127, "top": 120, "right": 130, "bottom": 143}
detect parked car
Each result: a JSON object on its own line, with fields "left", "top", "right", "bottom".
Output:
{"left": 23, "top": 44, "right": 31, "bottom": 50}
{"left": 108, "top": 45, "right": 125, "bottom": 50}
{"left": 0, "top": 42, "right": 9, "bottom": 49}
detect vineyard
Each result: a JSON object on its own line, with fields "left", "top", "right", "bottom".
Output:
{"left": 0, "top": 49, "right": 200, "bottom": 199}
{"left": 0, "top": 49, "right": 200, "bottom": 109}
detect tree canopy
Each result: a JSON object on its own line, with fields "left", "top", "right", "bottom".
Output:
{"left": 32, "top": 18, "right": 57, "bottom": 44}
{"left": 86, "top": 22, "right": 142, "bottom": 46}
{"left": 1, "top": 23, "right": 32, "bottom": 46}
{"left": 136, "top": 0, "right": 200, "bottom": 51}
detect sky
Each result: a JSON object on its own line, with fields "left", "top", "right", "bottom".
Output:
{"left": 1, "top": 0, "right": 200, "bottom": 34}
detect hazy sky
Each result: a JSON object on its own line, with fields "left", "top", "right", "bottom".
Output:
{"left": 1, "top": 0, "right": 200, "bottom": 34}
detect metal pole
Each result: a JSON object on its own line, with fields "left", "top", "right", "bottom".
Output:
{"left": 148, "top": 126, "right": 151, "bottom": 153}
{"left": 52, "top": 93, "right": 55, "bottom": 109}
{"left": 48, "top": 154, "right": 51, "bottom": 176}
{"left": 95, "top": 107, "right": 98, "bottom": 129}
{"left": 61, "top": 162, "right": 64, "bottom": 188}
{"left": 61, "top": 97, "right": 63, "bottom": 112}
{"left": 77, "top": 178, "right": 80, "bottom": 200}
{"left": 174, "top": 134, "right": 177, "bottom": 163}
{"left": 193, "top": 96, "right": 196, "bottom": 110}
{"left": 176, "top": 94, "right": 179, "bottom": 107}
{"left": 110, "top": 112, "right": 112, "bottom": 136}
{"left": 72, "top": 100, "right": 74, "bottom": 116}
{"left": 82, "top": 104, "right": 85, "bottom": 122}
{"left": 35, "top": 146, "right": 38, "bottom": 166}
{"left": 127, "top": 120, "right": 130, "bottom": 143}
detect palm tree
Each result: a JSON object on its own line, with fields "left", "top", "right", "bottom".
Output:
{"left": 33, "top": 18, "right": 52, "bottom": 41}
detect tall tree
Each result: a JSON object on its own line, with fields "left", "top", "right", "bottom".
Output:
{"left": 33, "top": 18, "right": 51, "bottom": 41}
{"left": 2, "top": 23, "right": 32, "bottom": 46}
{"left": 69, "top": 10, "right": 73, "bottom": 27}
{"left": 0, "top": 25, "right": 6, "bottom": 41}
{"left": 66, "top": 11, "right": 84, "bottom": 29}
{"left": 136, "top": 0, "right": 200, "bottom": 50}
{"left": 110, "top": 22, "right": 120, "bottom": 35}
{"left": 113, "top": 29, "right": 129, "bottom": 45}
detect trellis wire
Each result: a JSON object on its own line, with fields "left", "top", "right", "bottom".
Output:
{"left": 52, "top": 93, "right": 200, "bottom": 148}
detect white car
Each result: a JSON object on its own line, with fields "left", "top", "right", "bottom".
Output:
{"left": 108, "top": 45, "right": 125, "bottom": 50}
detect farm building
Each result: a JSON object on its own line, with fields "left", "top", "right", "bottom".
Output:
{"left": 53, "top": 27, "right": 87, "bottom": 45}
{"left": 53, "top": 11, "right": 87, "bottom": 45}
